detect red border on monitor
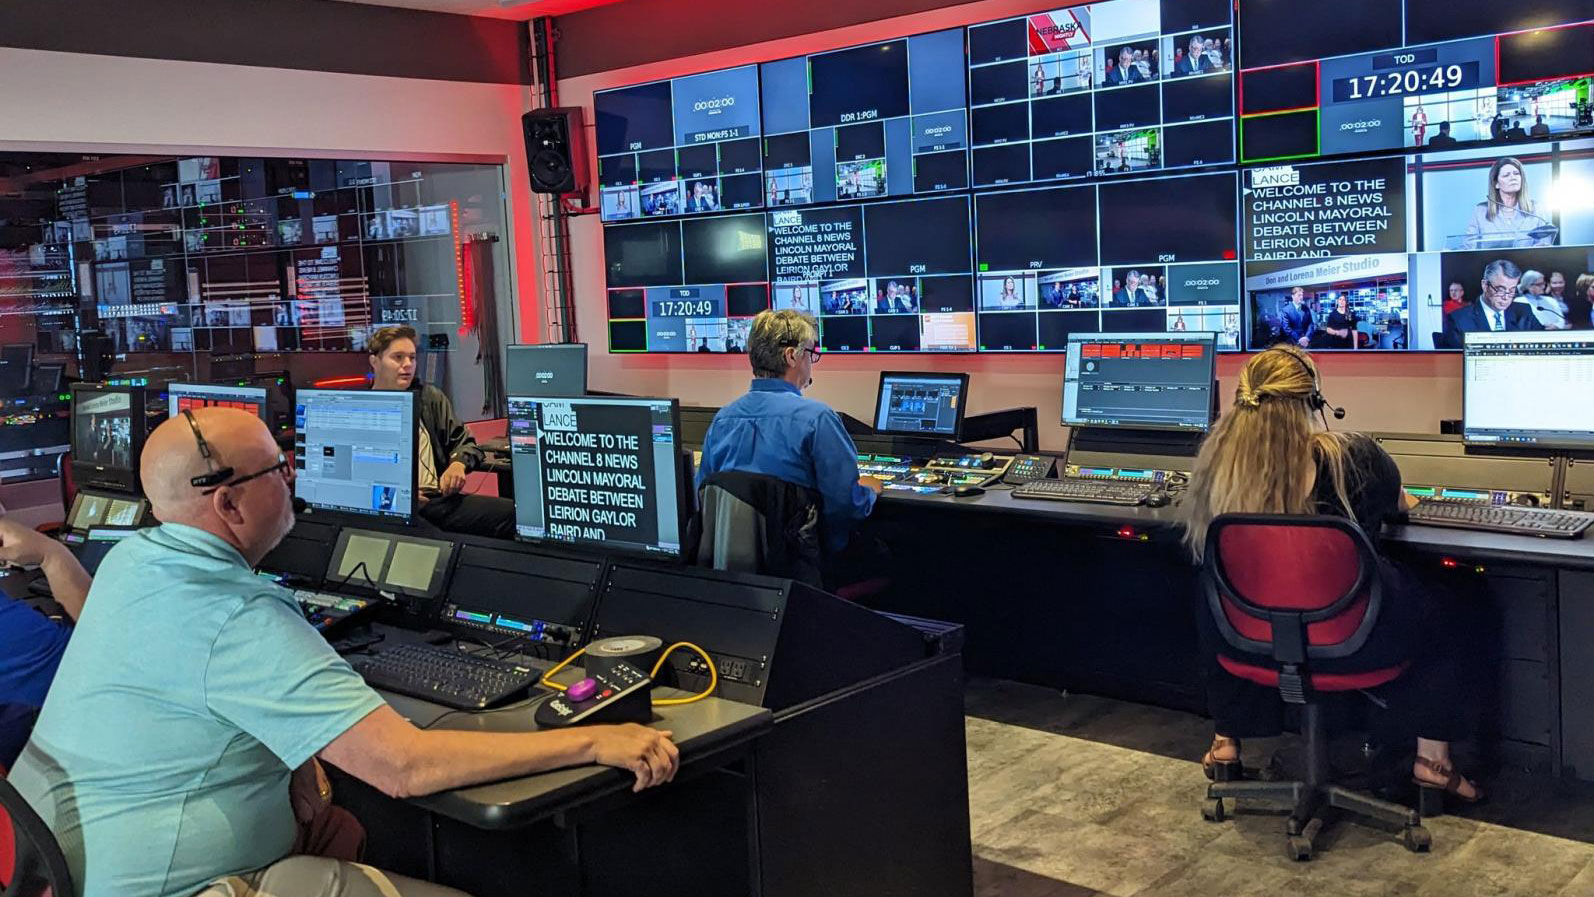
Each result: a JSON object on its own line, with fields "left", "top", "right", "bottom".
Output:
{"left": 1237, "top": 60, "right": 1320, "bottom": 116}
{"left": 1495, "top": 21, "right": 1594, "bottom": 88}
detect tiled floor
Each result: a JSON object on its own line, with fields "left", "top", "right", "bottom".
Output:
{"left": 965, "top": 679, "right": 1594, "bottom": 897}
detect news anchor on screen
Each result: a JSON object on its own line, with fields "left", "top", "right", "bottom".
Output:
{"left": 1278, "top": 286, "right": 1315, "bottom": 347}
{"left": 1106, "top": 46, "right": 1146, "bottom": 85}
{"left": 1462, "top": 157, "right": 1555, "bottom": 249}
{"left": 1439, "top": 259, "right": 1544, "bottom": 348}
{"left": 1111, "top": 271, "right": 1152, "bottom": 307}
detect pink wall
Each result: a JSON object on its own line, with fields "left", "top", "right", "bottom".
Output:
{"left": 554, "top": 0, "right": 1463, "bottom": 449}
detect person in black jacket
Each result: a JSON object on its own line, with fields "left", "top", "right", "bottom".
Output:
{"left": 368, "top": 325, "right": 515, "bottom": 539}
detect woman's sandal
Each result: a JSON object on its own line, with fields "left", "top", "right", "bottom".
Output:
{"left": 1202, "top": 736, "right": 1243, "bottom": 782}
{"left": 1412, "top": 756, "right": 1483, "bottom": 817}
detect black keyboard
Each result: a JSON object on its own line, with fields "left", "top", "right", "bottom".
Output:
{"left": 1405, "top": 501, "right": 1592, "bottom": 539}
{"left": 1012, "top": 478, "right": 1157, "bottom": 506}
{"left": 351, "top": 643, "right": 543, "bottom": 710}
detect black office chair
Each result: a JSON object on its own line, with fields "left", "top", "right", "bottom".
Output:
{"left": 687, "top": 471, "right": 826, "bottom": 588}
{"left": 0, "top": 772, "right": 72, "bottom": 897}
{"left": 1199, "top": 514, "right": 1431, "bottom": 860}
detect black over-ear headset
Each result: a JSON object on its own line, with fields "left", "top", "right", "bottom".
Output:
{"left": 182, "top": 409, "right": 234, "bottom": 488}
{"left": 1273, "top": 346, "right": 1346, "bottom": 423}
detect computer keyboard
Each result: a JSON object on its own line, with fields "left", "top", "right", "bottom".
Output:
{"left": 350, "top": 643, "right": 543, "bottom": 710}
{"left": 1012, "top": 477, "right": 1159, "bottom": 506}
{"left": 1404, "top": 501, "right": 1591, "bottom": 539}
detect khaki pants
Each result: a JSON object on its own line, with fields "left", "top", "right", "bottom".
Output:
{"left": 196, "top": 856, "right": 470, "bottom": 897}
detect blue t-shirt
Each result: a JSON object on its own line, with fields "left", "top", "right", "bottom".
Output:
{"left": 0, "top": 595, "right": 71, "bottom": 767}
{"left": 696, "top": 379, "right": 876, "bottom": 552}
{"left": 9, "top": 524, "right": 386, "bottom": 897}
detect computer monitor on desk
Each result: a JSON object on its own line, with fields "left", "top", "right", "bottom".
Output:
{"left": 1464, "top": 332, "right": 1594, "bottom": 450}
{"left": 507, "top": 395, "right": 686, "bottom": 559}
{"left": 326, "top": 527, "right": 454, "bottom": 600}
{"left": 874, "top": 372, "right": 970, "bottom": 439}
{"left": 293, "top": 388, "right": 418, "bottom": 523}
{"left": 168, "top": 382, "right": 270, "bottom": 426}
{"left": 1062, "top": 332, "right": 1216, "bottom": 432}
{"left": 505, "top": 343, "right": 588, "bottom": 397}
{"left": 70, "top": 383, "right": 148, "bottom": 495}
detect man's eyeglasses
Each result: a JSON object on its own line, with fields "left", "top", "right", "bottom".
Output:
{"left": 793, "top": 345, "right": 822, "bottom": 363}
{"left": 200, "top": 453, "right": 291, "bottom": 495}
{"left": 1484, "top": 281, "right": 1518, "bottom": 296}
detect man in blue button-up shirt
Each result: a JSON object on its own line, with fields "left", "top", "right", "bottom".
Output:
{"left": 696, "top": 310, "right": 883, "bottom": 553}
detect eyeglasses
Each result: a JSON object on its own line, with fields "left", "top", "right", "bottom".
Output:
{"left": 200, "top": 453, "right": 292, "bottom": 495}
{"left": 1484, "top": 281, "right": 1518, "bottom": 296}
{"left": 796, "top": 345, "right": 822, "bottom": 363}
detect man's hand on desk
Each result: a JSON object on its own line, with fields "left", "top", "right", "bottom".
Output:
{"left": 859, "top": 475, "right": 885, "bottom": 496}
{"left": 591, "top": 724, "right": 680, "bottom": 792}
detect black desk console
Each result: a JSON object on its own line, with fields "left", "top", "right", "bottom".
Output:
{"left": 1376, "top": 434, "right": 1558, "bottom": 509}
{"left": 439, "top": 542, "right": 602, "bottom": 661}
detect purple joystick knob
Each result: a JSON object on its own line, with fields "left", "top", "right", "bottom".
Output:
{"left": 567, "top": 678, "right": 599, "bottom": 702}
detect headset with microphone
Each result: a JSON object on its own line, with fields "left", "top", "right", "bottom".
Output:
{"left": 182, "top": 409, "right": 308, "bottom": 512}
{"left": 1276, "top": 347, "right": 1346, "bottom": 424}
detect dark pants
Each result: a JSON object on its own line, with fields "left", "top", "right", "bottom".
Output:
{"left": 1198, "top": 557, "right": 1477, "bottom": 743}
{"left": 418, "top": 494, "right": 516, "bottom": 540}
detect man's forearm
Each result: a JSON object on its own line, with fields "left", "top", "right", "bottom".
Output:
{"left": 394, "top": 728, "right": 598, "bottom": 798}
{"left": 40, "top": 548, "right": 92, "bottom": 621}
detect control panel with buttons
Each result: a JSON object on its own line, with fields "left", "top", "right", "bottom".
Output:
{"left": 535, "top": 661, "right": 654, "bottom": 728}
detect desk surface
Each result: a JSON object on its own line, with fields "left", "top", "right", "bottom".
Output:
{"left": 382, "top": 685, "right": 771, "bottom": 830}
{"left": 878, "top": 486, "right": 1594, "bottom": 570}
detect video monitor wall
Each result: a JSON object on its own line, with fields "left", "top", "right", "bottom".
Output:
{"left": 1238, "top": 5, "right": 1593, "bottom": 163}
{"left": 967, "top": 0, "right": 1235, "bottom": 187}
{"left": 594, "top": 66, "right": 766, "bottom": 222}
{"left": 605, "top": 212, "right": 771, "bottom": 352}
{"left": 770, "top": 196, "right": 976, "bottom": 352}
{"left": 974, "top": 169, "right": 1242, "bottom": 350}
{"left": 1242, "top": 137, "right": 1594, "bottom": 351}
{"left": 761, "top": 28, "right": 971, "bottom": 207}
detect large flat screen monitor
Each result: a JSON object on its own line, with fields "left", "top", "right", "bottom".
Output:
{"left": 70, "top": 383, "right": 147, "bottom": 494}
{"left": 1063, "top": 331, "right": 1217, "bottom": 430}
{"left": 505, "top": 343, "right": 589, "bottom": 397}
{"left": 1463, "top": 331, "right": 1594, "bottom": 448}
{"left": 873, "top": 372, "right": 970, "bottom": 438}
{"left": 168, "top": 382, "right": 270, "bottom": 426}
{"left": 293, "top": 388, "right": 418, "bottom": 522}
{"left": 507, "top": 395, "right": 686, "bottom": 558}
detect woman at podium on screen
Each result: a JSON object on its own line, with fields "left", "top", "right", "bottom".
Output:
{"left": 1461, "top": 157, "right": 1554, "bottom": 249}
{"left": 1181, "top": 346, "right": 1483, "bottom": 807}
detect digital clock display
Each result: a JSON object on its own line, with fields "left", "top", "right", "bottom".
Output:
{"left": 1331, "top": 61, "right": 1479, "bottom": 102}
{"left": 651, "top": 298, "right": 719, "bottom": 318}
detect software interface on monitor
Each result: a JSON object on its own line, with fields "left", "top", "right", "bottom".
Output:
{"left": 294, "top": 389, "right": 416, "bottom": 520}
{"left": 505, "top": 344, "right": 589, "bottom": 397}
{"left": 875, "top": 374, "right": 968, "bottom": 436}
{"left": 168, "top": 383, "right": 269, "bottom": 423}
{"left": 1464, "top": 333, "right": 1594, "bottom": 448}
{"left": 1063, "top": 332, "right": 1216, "bottom": 430}
{"left": 507, "top": 396, "right": 683, "bottom": 557}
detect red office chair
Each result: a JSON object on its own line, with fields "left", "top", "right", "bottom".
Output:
{"left": 0, "top": 770, "right": 72, "bottom": 897}
{"left": 1199, "top": 514, "right": 1431, "bottom": 860}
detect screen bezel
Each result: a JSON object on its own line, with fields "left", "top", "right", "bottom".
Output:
{"left": 507, "top": 394, "right": 689, "bottom": 561}
{"left": 872, "top": 370, "right": 972, "bottom": 439}
{"left": 504, "top": 343, "right": 590, "bottom": 397}
{"left": 1461, "top": 330, "right": 1594, "bottom": 449}
{"left": 69, "top": 382, "right": 147, "bottom": 496}
{"left": 1062, "top": 331, "right": 1219, "bottom": 432}
{"left": 293, "top": 387, "right": 420, "bottom": 525}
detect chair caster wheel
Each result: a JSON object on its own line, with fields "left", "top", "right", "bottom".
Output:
{"left": 1286, "top": 835, "right": 1314, "bottom": 861}
{"left": 1201, "top": 797, "right": 1226, "bottom": 822}
{"left": 1402, "top": 825, "right": 1432, "bottom": 853}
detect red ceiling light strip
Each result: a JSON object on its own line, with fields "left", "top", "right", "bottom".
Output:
{"left": 453, "top": 200, "right": 475, "bottom": 337}
{"left": 312, "top": 374, "right": 371, "bottom": 388}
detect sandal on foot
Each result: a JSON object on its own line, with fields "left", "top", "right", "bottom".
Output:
{"left": 1203, "top": 736, "right": 1243, "bottom": 782}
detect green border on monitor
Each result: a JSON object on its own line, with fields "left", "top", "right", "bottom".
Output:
{"left": 1239, "top": 108, "right": 1321, "bottom": 165}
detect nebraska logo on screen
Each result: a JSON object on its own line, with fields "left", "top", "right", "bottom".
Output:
{"left": 1251, "top": 166, "right": 1301, "bottom": 188}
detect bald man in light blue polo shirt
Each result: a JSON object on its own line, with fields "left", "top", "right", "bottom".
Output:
{"left": 12, "top": 408, "right": 677, "bottom": 897}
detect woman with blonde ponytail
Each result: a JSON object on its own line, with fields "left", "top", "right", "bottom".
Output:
{"left": 1183, "top": 345, "right": 1481, "bottom": 805}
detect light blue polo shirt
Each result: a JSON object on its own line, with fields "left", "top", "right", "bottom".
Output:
{"left": 9, "top": 523, "right": 386, "bottom": 897}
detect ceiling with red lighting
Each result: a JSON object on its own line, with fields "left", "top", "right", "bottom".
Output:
{"left": 325, "top": 0, "right": 629, "bottom": 19}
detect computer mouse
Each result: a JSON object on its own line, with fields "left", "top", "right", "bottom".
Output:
{"left": 1141, "top": 492, "right": 1172, "bottom": 508}
{"left": 952, "top": 484, "right": 986, "bottom": 498}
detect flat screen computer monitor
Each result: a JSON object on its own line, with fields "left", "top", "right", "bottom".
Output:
{"left": 35, "top": 363, "right": 64, "bottom": 395}
{"left": 507, "top": 395, "right": 686, "bottom": 558}
{"left": 168, "top": 383, "right": 270, "bottom": 426}
{"left": 1464, "top": 332, "right": 1594, "bottom": 449}
{"left": 505, "top": 343, "right": 588, "bottom": 397}
{"left": 293, "top": 388, "right": 418, "bottom": 522}
{"left": 0, "top": 344, "right": 33, "bottom": 395}
{"left": 70, "top": 383, "right": 147, "bottom": 494}
{"left": 873, "top": 372, "right": 971, "bottom": 438}
{"left": 1063, "top": 332, "right": 1217, "bottom": 431}
{"left": 326, "top": 527, "right": 454, "bottom": 599}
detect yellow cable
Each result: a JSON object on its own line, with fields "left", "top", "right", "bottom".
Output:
{"left": 538, "top": 641, "right": 719, "bottom": 706}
